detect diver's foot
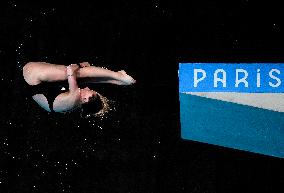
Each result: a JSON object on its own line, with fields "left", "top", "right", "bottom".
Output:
{"left": 117, "top": 70, "right": 136, "bottom": 85}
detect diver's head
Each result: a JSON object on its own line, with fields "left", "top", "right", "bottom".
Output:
{"left": 79, "top": 87, "right": 98, "bottom": 104}
{"left": 79, "top": 87, "right": 105, "bottom": 117}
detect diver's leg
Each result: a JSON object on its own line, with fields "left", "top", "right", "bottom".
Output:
{"left": 23, "top": 62, "right": 44, "bottom": 85}
{"left": 23, "top": 62, "right": 135, "bottom": 85}
{"left": 77, "top": 67, "right": 135, "bottom": 85}
{"left": 23, "top": 62, "right": 68, "bottom": 84}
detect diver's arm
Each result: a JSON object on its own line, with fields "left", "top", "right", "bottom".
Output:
{"left": 51, "top": 64, "right": 81, "bottom": 112}
{"left": 53, "top": 91, "right": 80, "bottom": 113}
{"left": 67, "top": 64, "right": 80, "bottom": 93}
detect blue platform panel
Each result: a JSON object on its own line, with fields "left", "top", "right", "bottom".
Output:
{"left": 180, "top": 93, "right": 284, "bottom": 158}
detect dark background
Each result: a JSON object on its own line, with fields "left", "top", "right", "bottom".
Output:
{"left": 1, "top": 1, "right": 284, "bottom": 192}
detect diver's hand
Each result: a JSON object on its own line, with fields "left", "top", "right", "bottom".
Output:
{"left": 117, "top": 70, "right": 136, "bottom": 85}
{"left": 79, "top": 62, "right": 91, "bottom": 68}
{"left": 67, "top": 64, "right": 80, "bottom": 76}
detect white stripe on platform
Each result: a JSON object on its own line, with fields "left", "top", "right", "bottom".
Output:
{"left": 185, "top": 92, "right": 284, "bottom": 113}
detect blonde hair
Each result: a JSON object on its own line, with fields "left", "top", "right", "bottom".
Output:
{"left": 80, "top": 92, "right": 114, "bottom": 119}
{"left": 94, "top": 93, "right": 111, "bottom": 118}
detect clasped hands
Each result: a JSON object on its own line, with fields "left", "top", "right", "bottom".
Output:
{"left": 66, "top": 62, "right": 91, "bottom": 76}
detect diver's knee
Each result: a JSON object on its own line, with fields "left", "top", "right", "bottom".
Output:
{"left": 23, "top": 62, "right": 34, "bottom": 76}
{"left": 23, "top": 62, "right": 41, "bottom": 85}
{"left": 23, "top": 62, "right": 35, "bottom": 73}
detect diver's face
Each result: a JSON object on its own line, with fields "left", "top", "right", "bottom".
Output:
{"left": 80, "top": 87, "right": 97, "bottom": 103}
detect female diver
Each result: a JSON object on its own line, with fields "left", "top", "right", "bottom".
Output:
{"left": 22, "top": 62, "right": 136, "bottom": 113}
